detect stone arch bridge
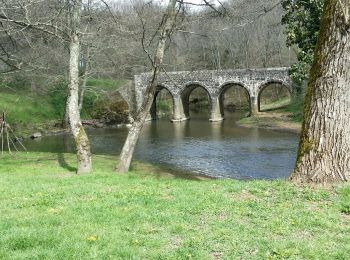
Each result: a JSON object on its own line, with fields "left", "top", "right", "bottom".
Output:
{"left": 121, "top": 67, "right": 293, "bottom": 122}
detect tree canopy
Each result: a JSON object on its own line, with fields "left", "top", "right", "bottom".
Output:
{"left": 281, "top": 0, "right": 324, "bottom": 84}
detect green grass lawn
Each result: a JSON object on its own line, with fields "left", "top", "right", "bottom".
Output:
{"left": 0, "top": 153, "right": 349, "bottom": 259}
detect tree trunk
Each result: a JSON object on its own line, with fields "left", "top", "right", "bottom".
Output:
{"left": 67, "top": 0, "right": 92, "bottom": 174}
{"left": 290, "top": 0, "right": 350, "bottom": 184}
{"left": 116, "top": 0, "right": 177, "bottom": 173}
{"left": 79, "top": 47, "right": 90, "bottom": 112}
{"left": 63, "top": 105, "right": 70, "bottom": 129}
{"left": 78, "top": 76, "right": 86, "bottom": 112}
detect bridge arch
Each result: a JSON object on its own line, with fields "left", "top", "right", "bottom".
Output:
{"left": 218, "top": 82, "right": 251, "bottom": 118}
{"left": 180, "top": 82, "right": 212, "bottom": 119}
{"left": 150, "top": 84, "right": 175, "bottom": 120}
{"left": 257, "top": 80, "right": 292, "bottom": 112}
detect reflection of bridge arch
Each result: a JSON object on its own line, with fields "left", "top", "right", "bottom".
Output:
{"left": 257, "top": 80, "right": 292, "bottom": 112}
{"left": 218, "top": 82, "right": 251, "bottom": 117}
{"left": 181, "top": 82, "right": 212, "bottom": 119}
{"left": 150, "top": 85, "right": 174, "bottom": 120}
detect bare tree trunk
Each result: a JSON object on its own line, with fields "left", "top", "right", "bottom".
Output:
{"left": 79, "top": 47, "right": 90, "bottom": 112}
{"left": 290, "top": 0, "right": 350, "bottom": 184}
{"left": 67, "top": 0, "right": 92, "bottom": 174}
{"left": 78, "top": 76, "right": 87, "bottom": 112}
{"left": 63, "top": 104, "right": 70, "bottom": 129}
{"left": 116, "top": 0, "right": 177, "bottom": 173}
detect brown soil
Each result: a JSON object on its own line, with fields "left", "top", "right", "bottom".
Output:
{"left": 237, "top": 112, "right": 301, "bottom": 134}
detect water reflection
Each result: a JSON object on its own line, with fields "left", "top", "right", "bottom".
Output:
{"left": 23, "top": 112, "right": 299, "bottom": 180}
{"left": 211, "top": 121, "right": 223, "bottom": 140}
{"left": 173, "top": 121, "right": 185, "bottom": 141}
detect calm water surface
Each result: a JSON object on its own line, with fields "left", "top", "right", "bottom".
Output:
{"left": 24, "top": 112, "right": 299, "bottom": 179}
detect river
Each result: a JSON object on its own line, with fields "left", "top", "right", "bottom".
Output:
{"left": 23, "top": 112, "right": 299, "bottom": 179}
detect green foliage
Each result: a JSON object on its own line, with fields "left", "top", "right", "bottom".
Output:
{"left": 0, "top": 152, "right": 349, "bottom": 259}
{"left": 80, "top": 93, "right": 96, "bottom": 119}
{"left": 48, "top": 82, "right": 68, "bottom": 118}
{"left": 48, "top": 84, "right": 128, "bottom": 121}
{"left": 281, "top": 0, "right": 324, "bottom": 84}
{"left": 157, "top": 100, "right": 172, "bottom": 112}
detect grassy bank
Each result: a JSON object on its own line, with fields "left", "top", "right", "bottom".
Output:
{"left": 275, "top": 96, "right": 304, "bottom": 123}
{"left": 0, "top": 92, "right": 59, "bottom": 129}
{"left": 260, "top": 98, "right": 291, "bottom": 112}
{"left": 0, "top": 79, "right": 129, "bottom": 135}
{"left": 0, "top": 152, "right": 349, "bottom": 259}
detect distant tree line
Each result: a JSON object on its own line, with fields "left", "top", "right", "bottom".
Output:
{"left": 0, "top": 0, "right": 297, "bottom": 81}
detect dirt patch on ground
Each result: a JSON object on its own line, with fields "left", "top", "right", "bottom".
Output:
{"left": 236, "top": 190, "right": 258, "bottom": 201}
{"left": 237, "top": 112, "right": 301, "bottom": 134}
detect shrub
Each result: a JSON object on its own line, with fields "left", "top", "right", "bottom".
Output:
{"left": 91, "top": 92, "right": 129, "bottom": 124}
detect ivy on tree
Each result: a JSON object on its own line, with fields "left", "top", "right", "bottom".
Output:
{"left": 281, "top": 0, "right": 324, "bottom": 85}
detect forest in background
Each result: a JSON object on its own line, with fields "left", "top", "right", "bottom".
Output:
{"left": 0, "top": 0, "right": 298, "bottom": 131}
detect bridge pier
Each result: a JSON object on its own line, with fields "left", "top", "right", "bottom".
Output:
{"left": 250, "top": 96, "right": 259, "bottom": 116}
{"left": 171, "top": 95, "right": 188, "bottom": 122}
{"left": 209, "top": 96, "right": 224, "bottom": 122}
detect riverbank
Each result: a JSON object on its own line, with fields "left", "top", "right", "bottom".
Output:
{"left": 238, "top": 112, "right": 302, "bottom": 134}
{"left": 237, "top": 97, "right": 304, "bottom": 134}
{"left": 0, "top": 78, "right": 130, "bottom": 138}
{"left": 0, "top": 152, "right": 349, "bottom": 259}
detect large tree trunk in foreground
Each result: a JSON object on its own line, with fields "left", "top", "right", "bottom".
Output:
{"left": 291, "top": 0, "right": 350, "bottom": 184}
{"left": 67, "top": 0, "right": 92, "bottom": 174}
{"left": 116, "top": 0, "right": 177, "bottom": 173}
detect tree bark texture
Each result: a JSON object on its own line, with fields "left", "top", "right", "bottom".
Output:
{"left": 291, "top": 0, "right": 350, "bottom": 183}
{"left": 79, "top": 47, "right": 90, "bottom": 112}
{"left": 116, "top": 0, "right": 177, "bottom": 173}
{"left": 67, "top": 0, "right": 92, "bottom": 174}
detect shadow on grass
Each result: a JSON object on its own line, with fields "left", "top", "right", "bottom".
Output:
{"left": 260, "top": 104, "right": 290, "bottom": 112}
{"left": 57, "top": 153, "right": 76, "bottom": 172}
{"left": 130, "top": 161, "right": 214, "bottom": 181}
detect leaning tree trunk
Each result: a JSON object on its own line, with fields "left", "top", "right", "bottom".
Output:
{"left": 66, "top": 0, "right": 92, "bottom": 174}
{"left": 116, "top": 0, "right": 177, "bottom": 173}
{"left": 290, "top": 0, "right": 350, "bottom": 184}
